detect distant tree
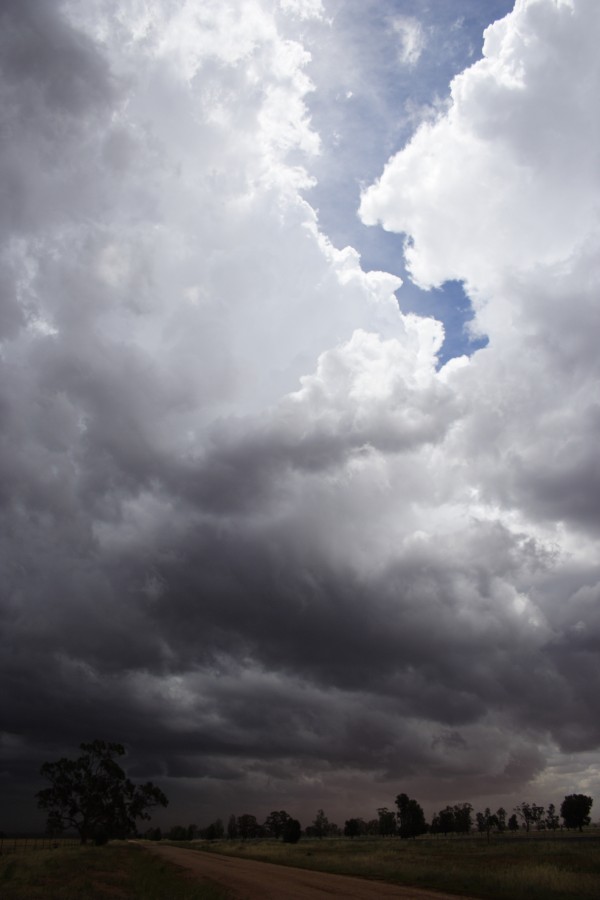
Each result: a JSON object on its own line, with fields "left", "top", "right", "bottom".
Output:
{"left": 514, "top": 802, "right": 529, "bottom": 831}
{"left": 264, "top": 810, "right": 291, "bottom": 840}
{"left": 227, "top": 813, "right": 238, "bottom": 839}
{"left": 145, "top": 826, "right": 162, "bottom": 841}
{"left": 36, "top": 740, "right": 167, "bottom": 845}
{"left": 453, "top": 803, "right": 473, "bottom": 834}
{"left": 366, "top": 818, "right": 380, "bottom": 835}
{"left": 532, "top": 804, "right": 545, "bottom": 830}
{"left": 514, "top": 802, "right": 544, "bottom": 833}
{"left": 507, "top": 813, "right": 519, "bottom": 832}
{"left": 203, "top": 818, "right": 224, "bottom": 840}
{"left": 344, "top": 818, "right": 366, "bottom": 839}
{"left": 344, "top": 818, "right": 358, "bottom": 839}
{"left": 545, "top": 804, "right": 559, "bottom": 833}
{"left": 496, "top": 808, "right": 507, "bottom": 833}
{"left": 476, "top": 808, "right": 498, "bottom": 842}
{"left": 560, "top": 794, "right": 593, "bottom": 831}
{"left": 430, "top": 802, "right": 472, "bottom": 836}
{"left": 282, "top": 818, "right": 301, "bottom": 843}
{"left": 169, "top": 825, "right": 189, "bottom": 841}
{"left": 312, "top": 809, "right": 329, "bottom": 839}
{"left": 396, "top": 793, "right": 427, "bottom": 840}
{"left": 432, "top": 806, "right": 454, "bottom": 835}
{"left": 237, "top": 814, "right": 261, "bottom": 840}
{"left": 377, "top": 807, "right": 397, "bottom": 837}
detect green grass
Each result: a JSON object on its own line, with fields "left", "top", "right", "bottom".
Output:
{"left": 0, "top": 842, "right": 231, "bottom": 900}
{"left": 169, "top": 832, "right": 600, "bottom": 900}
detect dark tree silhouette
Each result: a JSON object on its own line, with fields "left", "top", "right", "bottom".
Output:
{"left": 545, "top": 803, "right": 560, "bottom": 832}
{"left": 475, "top": 808, "right": 498, "bottom": 842}
{"left": 396, "top": 793, "right": 427, "bottom": 839}
{"left": 496, "top": 807, "right": 507, "bottom": 832}
{"left": 169, "top": 824, "right": 190, "bottom": 841}
{"left": 560, "top": 794, "right": 593, "bottom": 831}
{"left": 227, "top": 813, "right": 238, "bottom": 839}
{"left": 514, "top": 802, "right": 544, "bottom": 833}
{"left": 453, "top": 803, "right": 473, "bottom": 834}
{"left": 237, "top": 814, "right": 261, "bottom": 839}
{"left": 312, "top": 808, "right": 329, "bottom": 839}
{"left": 432, "top": 806, "right": 456, "bottom": 835}
{"left": 202, "top": 818, "right": 224, "bottom": 840}
{"left": 264, "top": 810, "right": 291, "bottom": 839}
{"left": 344, "top": 817, "right": 366, "bottom": 838}
{"left": 377, "top": 807, "right": 397, "bottom": 836}
{"left": 282, "top": 818, "right": 301, "bottom": 843}
{"left": 431, "top": 803, "right": 472, "bottom": 835}
{"left": 36, "top": 740, "right": 167, "bottom": 844}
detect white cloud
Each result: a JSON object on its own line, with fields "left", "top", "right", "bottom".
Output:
{"left": 360, "top": 0, "right": 600, "bottom": 536}
{"left": 278, "top": 0, "right": 324, "bottom": 20}
{"left": 361, "top": 0, "right": 600, "bottom": 296}
{"left": 391, "top": 15, "right": 426, "bottom": 68}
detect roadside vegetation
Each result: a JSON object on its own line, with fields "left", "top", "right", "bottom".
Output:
{"left": 0, "top": 842, "right": 231, "bottom": 900}
{"left": 167, "top": 831, "right": 600, "bottom": 900}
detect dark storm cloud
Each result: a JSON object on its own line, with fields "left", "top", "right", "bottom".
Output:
{"left": 0, "top": 0, "right": 112, "bottom": 112}
{"left": 0, "top": 0, "right": 118, "bottom": 240}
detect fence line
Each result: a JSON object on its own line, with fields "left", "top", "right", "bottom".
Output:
{"left": 0, "top": 837, "right": 80, "bottom": 855}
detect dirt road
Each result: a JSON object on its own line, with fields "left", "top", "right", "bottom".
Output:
{"left": 140, "top": 843, "right": 476, "bottom": 900}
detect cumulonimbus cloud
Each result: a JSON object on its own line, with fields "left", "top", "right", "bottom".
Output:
{"left": 2, "top": 0, "right": 600, "bottom": 828}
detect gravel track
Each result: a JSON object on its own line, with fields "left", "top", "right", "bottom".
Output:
{"left": 140, "top": 843, "right": 478, "bottom": 900}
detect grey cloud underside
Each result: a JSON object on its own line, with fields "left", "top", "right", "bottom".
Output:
{"left": 2, "top": 0, "right": 600, "bottom": 830}
{"left": 3, "top": 503, "right": 600, "bottom": 765}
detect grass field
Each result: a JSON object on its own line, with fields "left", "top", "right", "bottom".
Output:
{"left": 3, "top": 833, "right": 599, "bottom": 899}
{"left": 0, "top": 841, "right": 231, "bottom": 900}
{"left": 167, "top": 832, "right": 600, "bottom": 900}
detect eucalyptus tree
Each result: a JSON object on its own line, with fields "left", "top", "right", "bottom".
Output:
{"left": 36, "top": 740, "right": 167, "bottom": 844}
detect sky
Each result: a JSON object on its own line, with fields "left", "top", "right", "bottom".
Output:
{"left": 2, "top": 0, "right": 600, "bottom": 834}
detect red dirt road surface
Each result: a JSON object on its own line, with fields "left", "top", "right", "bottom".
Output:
{"left": 140, "top": 843, "right": 478, "bottom": 900}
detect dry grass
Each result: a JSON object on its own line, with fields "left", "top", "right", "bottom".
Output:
{"left": 0, "top": 838, "right": 80, "bottom": 854}
{"left": 0, "top": 842, "right": 231, "bottom": 900}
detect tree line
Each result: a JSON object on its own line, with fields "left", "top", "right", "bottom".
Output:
{"left": 160, "top": 793, "right": 594, "bottom": 845}
{"left": 430, "top": 796, "right": 593, "bottom": 837}
{"left": 33, "top": 741, "right": 594, "bottom": 845}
